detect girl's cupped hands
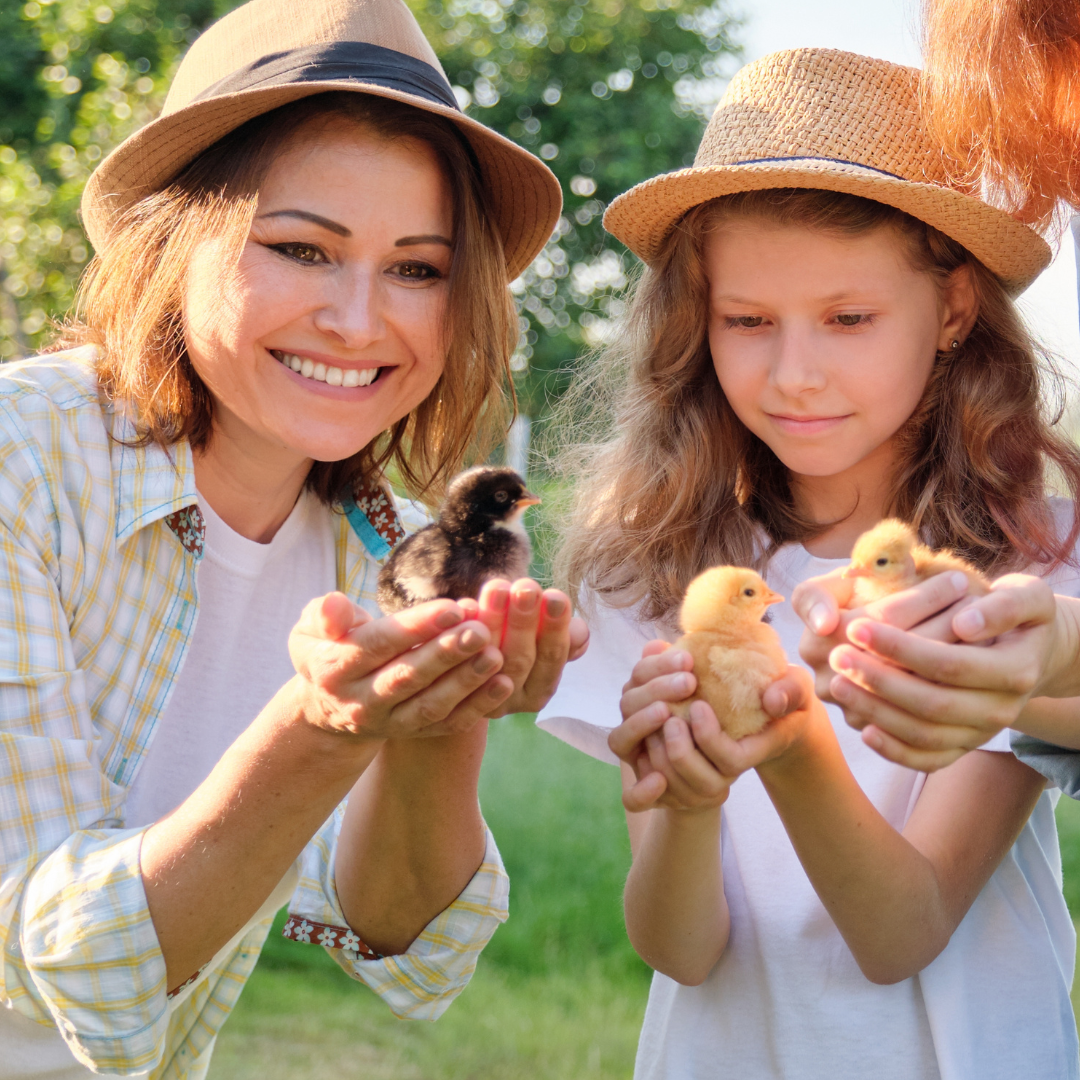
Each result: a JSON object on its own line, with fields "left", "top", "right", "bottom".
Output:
{"left": 792, "top": 567, "right": 1080, "bottom": 770}
{"left": 289, "top": 578, "right": 588, "bottom": 741}
{"left": 611, "top": 640, "right": 826, "bottom": 812}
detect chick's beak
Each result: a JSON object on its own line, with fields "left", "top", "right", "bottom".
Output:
{"left": 764, "top": 587, "right": 784, "bottom": 606}
{"left": 515, "top": 490, "right": 541, "bottom": 510}
{"left": 842, "top": 564, "right": 868, "bottom": 579}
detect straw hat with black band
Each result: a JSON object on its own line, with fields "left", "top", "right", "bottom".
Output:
{"left": 81, "top": 0, "right": 561, "bottom": 281}
{"left": 604, "top": 48, "right": 1050, "bottom": 296}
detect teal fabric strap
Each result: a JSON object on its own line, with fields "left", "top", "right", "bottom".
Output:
{"left": 343, "top": 497, "right": 392, "bottom": 560}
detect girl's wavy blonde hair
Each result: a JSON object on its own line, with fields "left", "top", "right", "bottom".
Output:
{"left": 921, "top": 0, "right": 1080, "bottom": 230}
{"left": 54, "top": 91, "right": 516, "bottom": 509}
{"left": 556, "top": 189, "right": 1080, "bottom": 623}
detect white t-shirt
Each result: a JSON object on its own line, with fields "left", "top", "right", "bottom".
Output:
{"left": 2, "top": 489, "right": 337, "bottom": 1078}
{"left": 538, "top": 538, "right": 1080, "bottom": 1080}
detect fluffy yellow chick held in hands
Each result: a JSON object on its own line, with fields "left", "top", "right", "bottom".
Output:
{"left": 668, "top": 567, "right": 788, "bottom": 740}
{"left": 842, "top": 519, "right": 990, "bottom": 607}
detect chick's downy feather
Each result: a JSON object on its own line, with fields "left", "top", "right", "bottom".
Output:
{"left": 842, "top": 518, "right": 990, "bottom": 607}
{"left": 668, "top": 567, "right": 787, "bottom": 740}
{"left": 377, "top": 467, "right": 539, "bottom": 612}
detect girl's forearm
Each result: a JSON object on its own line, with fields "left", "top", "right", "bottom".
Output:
{"left": 624, "top": 807, "right": 728, "bottom": 985}
{"left": 142, "top": 676, "right": 383, "bottom": 991}
{"left": 756, "top": 726, "right": 957, "bottom": 985}
{"left": 334, "top": 721, "right": 488, "bottom": 955}
{"left": 1015, "top": 695, "right": 1080, "bottom": 748}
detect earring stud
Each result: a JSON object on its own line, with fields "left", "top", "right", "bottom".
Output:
{"left": 951, "top": 339, "right": 961, "bottom": 350}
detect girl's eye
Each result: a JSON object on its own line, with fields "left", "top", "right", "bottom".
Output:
{"left": 392, "top": 261, "right": 442, "bottom": 282}
{"left": 726, "top": 316, "right": 765, "bottom": 329}
{"left": 270, "top": 242, "right": 327, "bottom": 264}
{"left": 835, "top": 313, "right": 869, "bottom": 327}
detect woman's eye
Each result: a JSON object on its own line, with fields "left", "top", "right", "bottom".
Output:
{"left": 726, "top": 316, "right": 765, "bottom": 329}
{"left": 835, "top": 313, "right": 869, "bottom": 327}
{"left": 271, "top": 243, "right": 326, "bottom": 264}
{"left": 393, "top": 261, "right": 442, "bottom": 282}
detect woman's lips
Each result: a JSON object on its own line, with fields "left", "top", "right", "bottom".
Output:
{"left": 269, "top": 348, "right": 393, "bottom": 400}
{"left": 767, "top": 413, "right": 852, "bottom": 435}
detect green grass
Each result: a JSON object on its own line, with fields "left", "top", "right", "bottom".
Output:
{"left": 211, "top": 730, "right": 1080, "bottom": 1077}
{"left": 210, "top": 715, "right": 649, "bottom": 1079}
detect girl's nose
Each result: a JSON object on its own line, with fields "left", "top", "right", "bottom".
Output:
{"left": 769, "top": 327, "right": 827, "bottom": 396}
{"left": 311, "top": 266, "right": 386, "bottom": 348}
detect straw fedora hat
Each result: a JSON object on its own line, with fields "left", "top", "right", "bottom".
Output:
{"left": 81, "top": 0, "right": 561, "bottom": 281}
{"left": 604, "top": 48, "right": 1049, "bottom": 294}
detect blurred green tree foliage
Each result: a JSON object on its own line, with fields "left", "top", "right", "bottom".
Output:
{"left": 0, "top": 0, "right": 741, "bottom": 420}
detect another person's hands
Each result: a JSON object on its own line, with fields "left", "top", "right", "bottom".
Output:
{"left": 610, "top": 641, "right": 822, "bottom": 812}
{"left": 793, "top": 569, "right": 1069, "bottom": 770}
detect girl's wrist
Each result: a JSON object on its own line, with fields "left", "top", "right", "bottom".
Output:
{"left": 755, "top": 711, "right": 835, "bottom": 789}
{"left": 1040, "top": 597, "right": 1080, "bottom": 699}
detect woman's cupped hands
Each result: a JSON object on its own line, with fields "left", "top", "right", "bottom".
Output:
{"left": 289, "top": 578, "right": 589, "bottom": 741}
{"left": 791, "top": 568, "right": 1069, "bottom": 771}
{"left": 611, "top": 641, "right": 827, "bottom": 813}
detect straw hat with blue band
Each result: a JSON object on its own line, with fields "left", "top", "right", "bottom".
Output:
{"left": 81, "top": 0, "right": 562, "bottom": 282}
{"left": 603, "top": 48, "right": 1050, "bottom": 296}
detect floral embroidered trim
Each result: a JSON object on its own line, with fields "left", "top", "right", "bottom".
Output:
{"left": 351, "top": 476, "right": 406, "bottom": 551}
{"left": 167, "top": 965, "right": 206, "bottom": 999}
{"left": 282, "top": 914, "right": 384, "bottom": 960}
{"left": 164, "top": 505, "right": 206, "bottom": 559}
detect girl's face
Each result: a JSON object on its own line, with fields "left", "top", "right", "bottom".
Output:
{"left": 183, "top": 121, "right": 454, "bottom": 467}
{"left": 706, "top": 220, "right": 970, "bottom": 486}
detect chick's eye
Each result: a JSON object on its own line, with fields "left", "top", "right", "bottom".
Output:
{"left": 743, "top": 587, "right": 755, "bottom": 597}
{"left": 271, "top": 242, "right": 327, "bottom": 264}
{"left": 875, "top": 557, "right": 889, "bottom": 567}
{"left": 494, "top": 490, "right": 509, "bottom": 503}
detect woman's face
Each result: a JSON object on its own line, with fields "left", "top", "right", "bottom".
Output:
{"left": 706, "top": 220, "right": 958, "bottom": 485}
{"left": 184, "top": 120, "right": 454, "bottom": 466}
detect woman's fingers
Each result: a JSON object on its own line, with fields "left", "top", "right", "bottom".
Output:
{"left": 566, "top": 615, "right": 590, "bottom": 662}
{"left": 620, "top": 648, "right": 695, "bottom": 719}
{"left": 860, "top": 724, "right": 968, "bottom": 772}
{"left": 792, "top": 567, "right": 852, "bottom": 636}
{"left": 950, "top": 574, "right": 1055, "bottom": 642}
{"left": 861, "top": 571, "right": 970, "bottom": 630}
{"left": 609, "top": 701, "right": 671, "bottom": 762}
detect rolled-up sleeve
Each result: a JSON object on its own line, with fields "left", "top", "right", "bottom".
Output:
{"left": 287, "top": 808, "right": 509, "bottom": 1020}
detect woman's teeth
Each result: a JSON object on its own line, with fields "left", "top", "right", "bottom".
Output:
{"left": 273, "top": 352, "right": 379, "bottom": 388}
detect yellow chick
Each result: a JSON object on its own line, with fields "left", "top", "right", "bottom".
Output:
{"left": 842, "top": 518, "right": 990, "bottom": 607}
{"left": 668, "top": 567, "right": 788, "bottom": 740}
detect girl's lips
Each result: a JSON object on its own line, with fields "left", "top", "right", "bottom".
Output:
{"left": 767, "top": 413, "right": 852, "bottom": 436}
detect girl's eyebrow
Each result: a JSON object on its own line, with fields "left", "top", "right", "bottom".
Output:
{"left": 257, "top": 209, "right": 350, "bottom": 236}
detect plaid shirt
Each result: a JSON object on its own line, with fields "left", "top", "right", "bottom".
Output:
{"left": 0, "top": 350, "right": 509, "bottom": 1077}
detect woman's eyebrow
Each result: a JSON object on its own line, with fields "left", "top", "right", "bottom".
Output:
{"left": 396, "top": 234, "right": 452, "bottom": 247}
{"left": 257, "top": 209, "right": 351, "bottom": 236}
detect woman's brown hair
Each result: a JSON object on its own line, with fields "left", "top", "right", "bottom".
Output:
{"left": 921, "top": 0, "right": 1080, "bottom": 230}
{"left": 555, "top": 189, "right": 1080, "bottom": 623}
{"left": 55, "top": 91, "right": 517, "bottom": 508}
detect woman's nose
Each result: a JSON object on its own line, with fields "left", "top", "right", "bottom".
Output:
{"left": 311, "top": 266, "right": 386, "bottom": 348}
{"left": 769, "top": 327, "right": 827, "bottom": 396}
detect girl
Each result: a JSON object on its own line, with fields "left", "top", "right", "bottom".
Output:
{"left": 0, "top": 0, "right": 585, "bottom": 1076}
{"left": 782, "top": 0, "right": 1080, "bottom": 778}
{"left": 538, "top": 48, "right": 1080, "bottom": 1079}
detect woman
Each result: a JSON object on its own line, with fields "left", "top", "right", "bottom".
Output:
{"left": 787, "top": 0, "right": 1080, "bottom": 781}
{"left": 0, "top": 0, "right": 585, "bottom": 1076}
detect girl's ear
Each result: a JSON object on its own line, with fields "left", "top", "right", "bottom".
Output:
{"left": 937, "top": 263, "right": 979, "bottom": 351}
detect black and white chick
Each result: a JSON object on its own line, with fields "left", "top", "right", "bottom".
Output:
{"left": 376, "top": 466, "right": 540, "bottom": 613}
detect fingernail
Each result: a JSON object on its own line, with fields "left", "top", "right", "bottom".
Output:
{"left": 436, "top": 607, "right": 463, "bottom": 629}
{"left": 954, "top": 607, "right": 984, "bottom": 636}
{"left": 490, "top": 587, "right": 510, "bottom": 612}
{"left": 459, "top": 627, "right": 484, "bottom": 651}
{"left": 810, "top": 603, "right": 830, "bottom": 634}
{"left": 774, "top": 692, "right": 788, "bottom": 715}
{"left": 848, "top": 623, "right": 871, "bottom": 646}
{"left": 864, "top": 729, "right": 883, "bottom": 750}
{"left": 833, "top": 650, "right": 853, "bottom": 671}
{"left": 950, "top": 571, "right": 969, "bottom": 594}
{"left": 487, "top": 678, "right": 511, "bottom": 699}
{"left": 515, "top": 588, "right": 539, "bottom": 613}
{"left": 675, "top": 673, "right": 693, "bottom": 694}
{"left": 545, "top": 596, "right": 567, "bottom": 618}
{"left": 831, "top": 676, "right": 851, "bottom": 702}
{"left": 473, "top": 652, "right": 499, "bottom": 674}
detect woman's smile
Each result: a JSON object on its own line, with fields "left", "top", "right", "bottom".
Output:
{"left": 766, "top": 412, "right": 854, "bottom": 436}
{"left": 268, "top": 347, "right": 393, "bottom": 398}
